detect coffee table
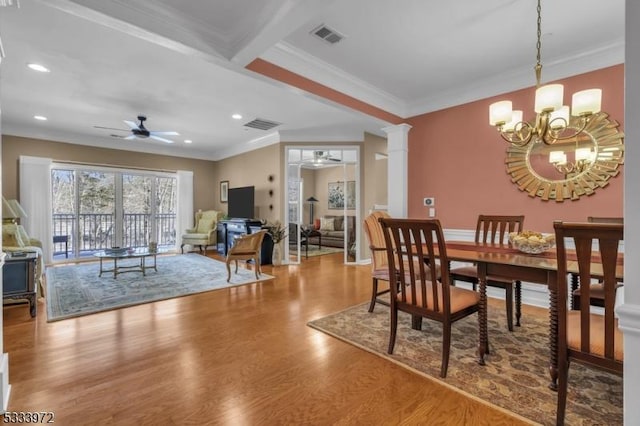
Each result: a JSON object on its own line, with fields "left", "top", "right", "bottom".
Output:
{"left": 94, "top": 248, "right": 162, "bottom": 278}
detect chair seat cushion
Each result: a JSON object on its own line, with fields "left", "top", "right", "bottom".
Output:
{"left": 182, "top": 233, "right": 210, "bottom": 239}
{"left": 573, "top": 283, "right": 623, "bottom": 299}
{"left": 397, "top": 281, "right": 480, "bottom": 313}
{"left": 567, "top": 312, "right": 624, "bottom": 361}
{"left": 449, "top": 265, "right": 477, "bottom": 278}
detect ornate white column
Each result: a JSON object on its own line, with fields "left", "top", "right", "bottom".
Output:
{"left": 383, "top": 124, "right": 411, "bottom": 218}
{"left": 618, "top": 1, "right": 640, "bottom": 424}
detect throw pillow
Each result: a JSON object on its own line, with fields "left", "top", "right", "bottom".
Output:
{"left": 320, "top": 217, "right": 335, "bottom": 231}
{"left": 196, "top": 218, "right": 215, "bottom": 234}
{"left": 314, "top": 218, "right": 320, "bottom": 230}
{"left": 2, "top": 224, "right": 25, "bottom": 247}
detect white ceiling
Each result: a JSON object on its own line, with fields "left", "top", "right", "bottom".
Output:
{"left": 0, "top": 0, "right": 624, "bottom": 160}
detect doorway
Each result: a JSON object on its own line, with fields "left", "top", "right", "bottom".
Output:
{"left": 284, "top": 147, "right": 360, "bottom": 265}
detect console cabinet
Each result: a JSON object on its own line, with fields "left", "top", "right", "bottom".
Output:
{"left": 3, "top": 252, "right": 37, "bottom": 317}
{"left": 217, "top": 219, "right": 273, "bottom": 265}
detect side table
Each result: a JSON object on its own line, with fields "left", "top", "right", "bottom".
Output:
{"left": 3, "top": 252, "right": 37, "bottom": 317}
{"left": 300, "top": 228, "right": 322, "bottom": 258}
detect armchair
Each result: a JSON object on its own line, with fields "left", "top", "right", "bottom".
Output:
{"left": 226, "top": 230, "right": 267, "bottom": 282}
{"left": 180, "top": 210, "right": 224, "bottom": 255}
{"left": 2, "top": 223, "right": 45, "bottom": 297}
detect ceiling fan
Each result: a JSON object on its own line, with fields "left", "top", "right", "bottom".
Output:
{"left": 94, "top": 115, "right": 179, "bottom": 144}
{"left": 313, "top": 150, "right": 341, "bottom": 162}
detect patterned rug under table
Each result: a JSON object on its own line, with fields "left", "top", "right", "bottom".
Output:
{"left": 308, "top": 302, "right": 622, "bottom": 426}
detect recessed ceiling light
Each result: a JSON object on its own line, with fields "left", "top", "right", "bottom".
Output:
{"left": 184, "top": 139, "right": 192, "bottom": 144}
{"left": 232, "top": 114, "right": 242, "bottom": 120}
{"left": 34, "top": 115, "right": 47, "bottom": 121}
{"left": 27, "top": 63, "right": 50, "bottom": 73}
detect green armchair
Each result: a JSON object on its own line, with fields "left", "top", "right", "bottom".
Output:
{"left": 180, "top": 210, "right": 224, "bottom": 255}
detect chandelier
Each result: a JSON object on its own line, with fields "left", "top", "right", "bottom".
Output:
{"left": 548, "top": 148, "right": 595, "bottom": 175}
{"left": 488, "top": 0, "right": 602, "bottom": 147}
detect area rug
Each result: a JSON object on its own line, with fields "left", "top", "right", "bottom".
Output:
{"left": 46, "top": 254, "right": 274, "bottom": 322}
{"left": 308, "top": 303, "right": 622, "bottom": 426}
{"left": 290, "top": 244, "right": 343, "bottom": 258}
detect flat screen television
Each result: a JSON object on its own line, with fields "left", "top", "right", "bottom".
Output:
{"left": 227, "top": 186, "right": 255, "bottom": 219}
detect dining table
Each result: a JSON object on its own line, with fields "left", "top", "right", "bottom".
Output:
{"left": 441, "top": 240, "right": 624, "bottom": 391}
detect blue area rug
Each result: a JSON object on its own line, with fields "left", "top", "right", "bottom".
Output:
{"left": 46, "top": 253, "right": 274, "bottom": 321}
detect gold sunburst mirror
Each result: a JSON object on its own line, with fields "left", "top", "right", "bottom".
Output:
{"left": 505, "top": 113, "right": 624, "bottom": 202}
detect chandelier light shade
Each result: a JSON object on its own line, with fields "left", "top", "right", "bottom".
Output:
{"left": 488, "top": 0, "right": 603, "bottom": 147}
{"left": 533, "top": 84, "right": 563, "bottom": 113}
{"left": 572, "top": 89, "right": 602, "bottom": 116}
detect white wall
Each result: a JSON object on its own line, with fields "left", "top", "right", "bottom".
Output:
{"left": 620, "top": 1, "right": 640, "bottom": 424}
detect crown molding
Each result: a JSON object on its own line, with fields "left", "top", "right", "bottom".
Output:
{"left": 262, "top": 42, "right": 407, "bottom": 117}
{"left": 4, "top": 128, "right": 220, "bottom": 161}
{"left": 405, "top": 39, "right": 625, "bottom": 117}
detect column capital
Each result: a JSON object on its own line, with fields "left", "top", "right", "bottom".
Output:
{"left": 383, "top": 123, "right": 411, "bottom": 153}
{"left": 382, "top": 123, "right": 412, "bottom": 137}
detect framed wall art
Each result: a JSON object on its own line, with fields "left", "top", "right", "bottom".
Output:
{"left": 328, "top": 181, "right": 355, "bottom": 209}
{"left": 220, "top": 180, "right": 229, "bottom": 203}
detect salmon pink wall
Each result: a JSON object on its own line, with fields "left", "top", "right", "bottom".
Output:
{"left": 407, "top": 65, "right": 624, "bottom": 233}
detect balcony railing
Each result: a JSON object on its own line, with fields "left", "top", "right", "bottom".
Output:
{"left": 52, "top": 213, "right": 176, "bottom": 257}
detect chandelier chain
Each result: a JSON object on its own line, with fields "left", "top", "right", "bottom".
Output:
{"left": 535, "top": 0, "right": 542, "bottom": 87}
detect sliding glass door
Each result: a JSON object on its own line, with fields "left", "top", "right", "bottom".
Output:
{"left": 51, "top": 166, "right": 177, "bottom": 261}
{"left": 79, "top": 170, "right": 116, "bottom": 251}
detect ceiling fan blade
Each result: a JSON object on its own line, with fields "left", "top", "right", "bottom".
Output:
{"left": 124, "top": 120, "right": 139, "bottom": 130}
{"left": 94, "top": 125, "right": 129, "bottom": 132}
{"left": 150, "top": 131, "right": 179, "bottom": 136}
{"left": 124, "top": 135, "right": 137, "bottom": 140}
{"left": 150, "top": 135, "right": 174, "bottom": 144}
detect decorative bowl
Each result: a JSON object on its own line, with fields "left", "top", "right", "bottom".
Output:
{"left": 509, "top": 231, "right": 555, "bottom": 254}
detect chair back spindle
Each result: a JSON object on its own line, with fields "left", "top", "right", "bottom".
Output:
{"left": 476, "top": 214, "right": 524, "bottom": 244}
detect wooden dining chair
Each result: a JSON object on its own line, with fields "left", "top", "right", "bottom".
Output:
{"left": 570, "top": 216, "right": 624, "bottom": 309}
{"left": 379, "top": 217, "right": 480, "bottom": 378}
{"left": 449, "top": 215, "right": 524, "bottom": 331}
{"left": 554, "top": 221, "right": 623, "bottom": 425}
{"left": 363, "top": 211, "right": 394, "bottom": 312}
{"left": 363, "top": 212, "right": 437, "bottom": 312}
{"left": 225, "top": 230, "right": 267, "bottom": 282}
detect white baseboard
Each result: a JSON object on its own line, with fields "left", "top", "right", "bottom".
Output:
{"left": 0, "top": 353, "right": 10, "bottom": 413}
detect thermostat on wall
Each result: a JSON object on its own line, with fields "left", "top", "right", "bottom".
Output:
{"left": 423, "top": 197, "right": 435, "bottom": 207}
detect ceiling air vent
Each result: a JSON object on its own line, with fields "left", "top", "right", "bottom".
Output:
{"left": 311, "top": 24, "right": 344, "bottom": 45}
{"left": 243, "top": 118, "right": 281, "bottom": 131}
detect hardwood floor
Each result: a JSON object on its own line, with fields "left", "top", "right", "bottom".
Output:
{"left": 3, "top": 252, "right": 534, "bottom": 425}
